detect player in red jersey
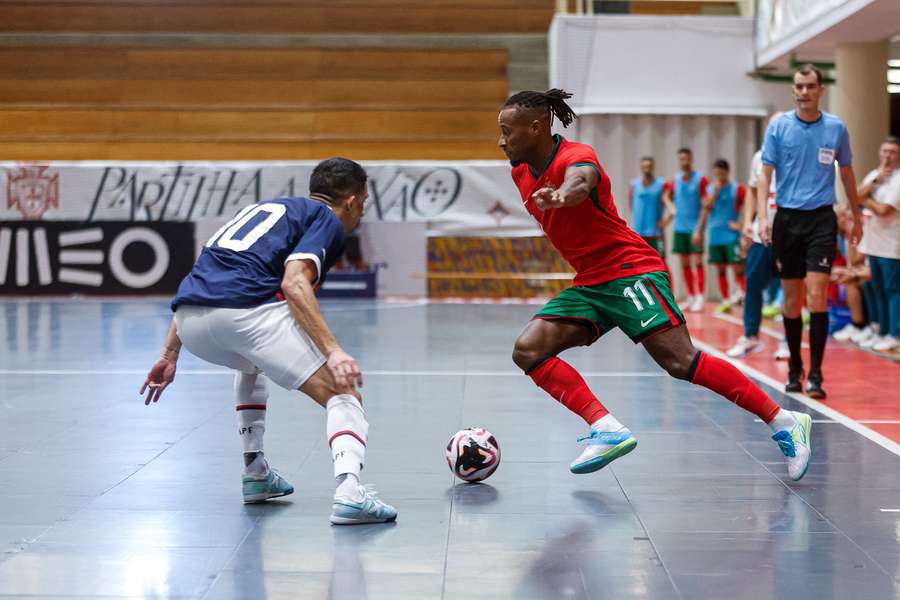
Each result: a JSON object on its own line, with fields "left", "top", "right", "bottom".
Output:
{"left": 498, "top": 90, "right": 812, "bottom": 481}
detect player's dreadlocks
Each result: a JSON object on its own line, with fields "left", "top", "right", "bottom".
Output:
{"left": 503, "top": 89, "right": 577, "bottom": 128}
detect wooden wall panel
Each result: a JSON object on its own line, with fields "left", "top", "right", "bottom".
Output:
{"left": 0, "top": 45, "right": 509, "bottom": 160}
{"left": 0, "top": 48, "right": 508, "bottom": 81}
{"left": 0, "top": 109, "right": 499, "bottom": 140}
{"left": 1, "top": 1, "right": 555, "bottom": 33}
{"left": 0, "top": 140, "right": 505, "bottom": 160}
{"left": 0, "top": 79, "right": 508, "bottom": 110}
{"left": 629, "top": 2, "right": 737, "bottom": 15}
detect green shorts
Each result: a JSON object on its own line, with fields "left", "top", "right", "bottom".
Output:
{"left": 672, "top": 231, "right": 702, "bottom": 255}
{"left": 535, "top": 271, "right": 686, "bottom": 344}
{"left": 641, "top": 236, "right": 666, "bottom": 259}
{"left": 708, "top": 242, "right": 740, "bottom": 264}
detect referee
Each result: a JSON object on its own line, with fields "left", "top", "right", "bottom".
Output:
{"left": 757, "top": 64, "right": 863, "bottom": 399}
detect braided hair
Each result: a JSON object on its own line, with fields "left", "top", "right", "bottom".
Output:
{"left": 503, "top": 89, "right": 577, "bottom": 128}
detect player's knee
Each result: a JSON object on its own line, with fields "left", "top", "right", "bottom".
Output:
{"left": 660, "top": 349, "right": 694, "bottom": 380}
{"left": 807, "top": 289, "right": 827, "bottom": 310}
{"left": 512, "top": 337, "right": 544, "bottom": 372}
{"left": 665, "top": 359, "right": 691, "bottom": 380}
{"left": 782, "top": 293, "right": 803, "bottom": 316}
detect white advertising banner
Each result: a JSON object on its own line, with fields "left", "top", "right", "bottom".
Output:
{"left": 0, "top": 161, "right": 539, "bottom": 237}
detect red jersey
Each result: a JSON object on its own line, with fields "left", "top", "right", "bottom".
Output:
{"left": 511, "top": 135, "right": 667, "bottom": 287}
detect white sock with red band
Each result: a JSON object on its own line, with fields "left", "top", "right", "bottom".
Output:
{"left": 235, "top": 372, "right": 268, "bottom": 475}
{"left": 326, "top": 394, "right": 368, "bottom": 501}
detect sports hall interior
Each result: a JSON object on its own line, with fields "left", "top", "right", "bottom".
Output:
{"left": 1, "top": 1, "right": 899, "bottom": 599}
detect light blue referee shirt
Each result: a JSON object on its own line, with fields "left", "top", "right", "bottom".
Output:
{"left": 761, "top": 110, "right": 852, "bottom": 210}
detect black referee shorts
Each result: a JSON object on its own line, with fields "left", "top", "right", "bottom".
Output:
{"left": 772, "top": 205, "right": 837, "bottom": 279}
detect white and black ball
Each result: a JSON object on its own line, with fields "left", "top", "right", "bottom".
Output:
{"left": 446, "top": 427, "right": 500, "bottom": 482}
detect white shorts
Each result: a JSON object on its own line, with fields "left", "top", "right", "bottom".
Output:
{"left": 174, "top": 302, "right": 326, "bottom": 391}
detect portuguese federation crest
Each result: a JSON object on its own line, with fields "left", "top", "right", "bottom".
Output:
{"left": 7, "top": 165, "right": 59, "bottom": 220}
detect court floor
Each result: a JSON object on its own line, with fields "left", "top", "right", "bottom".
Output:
{"left": 0, "top": 298, "right": 898, "bottom": 599}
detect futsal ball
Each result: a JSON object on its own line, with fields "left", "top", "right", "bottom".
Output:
{"left": 446, "top": 427, "right": 500, "bottom": 482}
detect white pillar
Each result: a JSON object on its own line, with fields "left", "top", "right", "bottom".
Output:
{"left": 832, "top": 41, "right": 890, "bottom": 176}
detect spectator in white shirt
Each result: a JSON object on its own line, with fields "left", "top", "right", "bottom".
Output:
{"left": 856, "top": 136, "right": 900, "bottom": 352}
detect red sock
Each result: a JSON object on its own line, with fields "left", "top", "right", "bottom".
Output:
{"left": 681, "top": 265, "right": 696, "bottom": 295}
{"left": 689, "top": 352, "right": 780, "bottom": 422}
{"left": 696, "top": 265, "right": 706, "bottom": 294}
{"left": 717, "top": 271, "right": 729, "bottom": 300}
{"left": 528, "top": 357, "right": 608, "bottom": 425}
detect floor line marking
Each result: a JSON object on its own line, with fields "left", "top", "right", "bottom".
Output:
{"left": 0, "top": 368, "right": 666, "bottom": 378}
{"left": 713, "top": 311, "right": 786, "bottom": 341}
{"left": 753, "top": 418, "right": 900, "bottom": 424}
{"left": 691, "top": 339, "right": 900, "bottom": 458}
{"left": 879, "top": 509, "right": 900, "bottom": 512}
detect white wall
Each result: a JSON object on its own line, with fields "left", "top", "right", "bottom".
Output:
{"left": 551, "top": 15, "right": 790, "bottom": 116}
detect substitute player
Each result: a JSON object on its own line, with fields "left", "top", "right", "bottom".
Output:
{"left": 663, "top": 148, "right": 707, "bottom": 312}
{"left": 629, "top": 157, "right": 668, "bottom": 258}
{"left": 498, "top": 89, "right": 811, "bottom": 481}
{"left": 693, "top": 159, "right": 745, "bottom": 311}
{"left": 140, "top": 158, "right": 397, "bottom": 525}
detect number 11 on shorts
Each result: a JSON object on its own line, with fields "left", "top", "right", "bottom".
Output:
{"left": 623, "top": 280, "right": 655, "bottom": 312}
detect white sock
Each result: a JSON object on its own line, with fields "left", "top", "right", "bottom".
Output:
{"left": 590, "top": 413, "right": 627, "bottom": 433}
{"left": 335, "top": 473, "right": 363, "bottom": 502}
{"left": 235, "top": 372, "right": 268, "bottom": 474}
{"left": 326, "top": 394, "right": 368, "bottom": 484}
{"left": 768, "top": 408, "right": 797, "bottom": 433}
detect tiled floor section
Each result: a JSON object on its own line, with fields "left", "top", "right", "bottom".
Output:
{"left": 0, "top": 299, "right": 898, "bottom": 599}
{"left": 685, "top": 305, "right": 900, "bottom": 445}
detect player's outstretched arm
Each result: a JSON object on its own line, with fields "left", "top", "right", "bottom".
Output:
{"left": 532, "top": 165, "right": 599, "bottom": 210}
{"left": 281, "top": 260, "right": 362, "bottom": 394}
{"left": 140, "top": 318, "right": 181, "bottom": 405}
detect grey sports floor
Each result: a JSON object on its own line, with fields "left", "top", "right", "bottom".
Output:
{"left": 0, "top": 299, "right": 898, "bottom": 599}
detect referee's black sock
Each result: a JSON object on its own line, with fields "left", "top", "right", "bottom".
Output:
{"left": 809, "top": 312, "right": 829, "bottom": 378}
{"left": 783, "top": 315, "right": 804, "bottom": 373}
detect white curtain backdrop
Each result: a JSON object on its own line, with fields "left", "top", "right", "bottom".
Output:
{"left": 568, "top": 113, "right": 760, "bottom": 297}
{"left": 550, "top": 15, "right": 790, "bottom": 116}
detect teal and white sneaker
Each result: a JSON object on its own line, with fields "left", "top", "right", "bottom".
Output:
{"left": 569, "top": 429, "right": 637, "bottom": 474}
{"left": 330, "top": 485, "right": 398, "bottom": 525}
{"left": 772, "top": 411, "right": 812, "bottom": 481}
{"left": 242, "top": 469, "right": 294, "bottom": 503}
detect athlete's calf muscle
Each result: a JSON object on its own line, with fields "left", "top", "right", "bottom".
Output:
{"left": 300, "top": 363, "right": 362, "bottom": 407}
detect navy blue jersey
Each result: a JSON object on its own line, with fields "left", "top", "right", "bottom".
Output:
{"left": 172, "top": 197, "right": 345, "bottom": 310}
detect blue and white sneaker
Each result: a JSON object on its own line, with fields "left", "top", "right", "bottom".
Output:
{"left": 242, "top": 469, "right": 294, "bottom": 503}
{"left": 569, "top": 429, "right": 637, "bottom": 474}
{"left": 330, "top": 485, "right": 398, "bottom": 525}
{"left": 772, "top": 411, "right": 812, "bottom": 481}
